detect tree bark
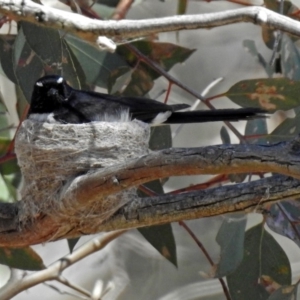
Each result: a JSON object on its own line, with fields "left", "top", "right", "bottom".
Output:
{"left": 0, "top": 1, "right": 300, "bottom": 46}
{"left": 1, "top": 135, "right": 300, "bottom": 247}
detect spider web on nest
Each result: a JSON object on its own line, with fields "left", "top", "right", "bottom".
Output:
{"left": 15, "top": 119, "right": 150, "bottom": 234}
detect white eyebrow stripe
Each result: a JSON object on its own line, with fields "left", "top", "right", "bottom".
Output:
{"left": 36, "top": 82, "right": 43, "bottom": 87}
{"left": 57, "top": 77, "right": 63, "bottom": 84}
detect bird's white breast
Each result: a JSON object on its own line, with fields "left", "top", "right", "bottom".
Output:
{"left": 28, "top": 113, "right": 58, "bottom": 123}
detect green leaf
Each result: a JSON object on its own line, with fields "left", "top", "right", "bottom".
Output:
{"left": 226, "top": 78, "right": 300, "bottom": 111}
{"left": 0, "top": 159, "right": 19, "bottom": 175}
{"left": 13, "top": 28, "right": 26, "bottom": 70}
{"left": 20, "top": 23, "right": 87, "bottom": 99}
{"left": 1, "top": 175, "right": 18, "bottom": 200}
{"left": 0, "top": 247, "right": 45, "bottom": 270}
{"left": 138, "top": 180, "right": 177, "bottom": 267}
{"left": 15, "top": 85, "right": 29, "bottom": 121}
{"left": 138, "top": 224, "right": 177, "bottom": 267}
{"left": 65, "top": 34, "right": 127, "bottom": 88}
{"left": 0, "top": 90, "right": 8, "bottom": 114}
{"left": 0, "top": 138, "right": 10, "bottom": 155}
{"left": 107, "top": 66, "right": 133, "bottom": 94}
{"left": 243, "top": 40, "right": 273, "bottom": 77}
{"left": 0, "top": 176, "right": 11, "bottom": 201}
{"left": 0, "top": 36, "right": 17, "bottom": 83}
{"left": 0, "top": 157, "right": 21, "bottom": 201}
{"left": 13, "top": 29, "right": 44, "bottom": 102}
{"left": 227, "top": 223, "right": 291, "bottom": 300}
{"left": 0, "top": 106, "right": 10, "bottom": 140}
{"left": 280, "top": 34, "right": 300, "bottom": 80}
{"left": 266, "top": 201, "right": 300, "bottom": 247}
{"left": 119, "top": 67, "right": 154, "bottom": 97}
{"left": 90, "top": 3, "right": 115, "bottom": 19}
{"left": 245, "top": 118, "right": 268, "bottom": 144}
{"left": 215, "top": 214, "right": 246, "bottom": 277}
{"left": 20, "top": 23, "right": 86, "bottom": 92}
{"left": 149, "top": 125, "right": 172, "bottom": 150}
{"left": 268, "top": 106, "right": 300, "bottom": 143}
{"left": 61, "top": 39, "right": 87, "bottom": 90}
{"left": 67, "top": 238, "right": 79, "bottom": 253}
{"left": 117, "top": 41, "right": 195, "bottom": 96}
{"left": 148, "top": 125, "right": 172, "bottom": 184}
{"left": 21, "top": 21, "right": 62, "bottom": 67}
{"left": 267, "top": 285, "right": 298, "bottom": 300}
{"left": 220, "top": 126, "right": 231, "bottom": 144}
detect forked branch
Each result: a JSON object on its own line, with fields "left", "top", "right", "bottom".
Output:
{"left": 0, "top": 136, "right": 300, "bottom": 247}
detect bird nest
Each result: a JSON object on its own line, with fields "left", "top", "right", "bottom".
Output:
{"left": 15, "top": 119, "right": 150, "bottom": 231}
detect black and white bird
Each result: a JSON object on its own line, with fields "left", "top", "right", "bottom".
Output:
{"left": 28, "top": 75, "right": 267, "bottom": 124}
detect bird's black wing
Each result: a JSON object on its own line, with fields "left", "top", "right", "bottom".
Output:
{"left": 60, "top": 89, "right": 189, "bottom": 123}
{"left": 62, "top": 89, "right": 267, "bottom": 124}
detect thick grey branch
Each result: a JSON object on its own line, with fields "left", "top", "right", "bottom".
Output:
{"left": 1, "top": 135, "right": 300, "bottom": 246}
{"left": 1, "top": 174, "right": 297, "bottom": 297}
{"left": 0, "top": 1, "right": 300, "bottom": 43}
{"left": 63, "top": 138, "right": 300, "bottom": 206}
{"left": 97, "top": 174, "right": 300, "bottom": 232}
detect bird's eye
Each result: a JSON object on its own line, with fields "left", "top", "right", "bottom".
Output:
{"left": 36, "top": 82, "right": 43, "bottom": 87}
{"left": 56, "top": 77, "right": 64, "bottom": 84}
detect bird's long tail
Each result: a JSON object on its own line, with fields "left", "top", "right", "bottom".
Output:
{"left": 164, "top": 108, "right": 267, "bottom": 124}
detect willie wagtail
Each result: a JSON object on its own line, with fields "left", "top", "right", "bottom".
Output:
{"left": 27, "top": 75, "right": 267, "bottom": 124}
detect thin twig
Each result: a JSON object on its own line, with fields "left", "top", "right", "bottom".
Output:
{"left": 179, "top": 221, "right": 232, "bottom": 300}
{"left": 127, "top": 44, "right": 244, "bottom": 140}
{"left": 269, "top": 0, "right": 284, "bottom": 67}
{"left": 0, "top": 230, "right": 126, "bottom": 300}
{"left": 172, "top": 77, "right": 224, "bottom": 138}
{"left": 57, "top": 275, "right": 92, "bottom": 298}
{"left": 111, "top": 0, "right": 134, "bottom": 20}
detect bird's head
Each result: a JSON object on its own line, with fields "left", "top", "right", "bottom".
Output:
{"left": 29, "top": 75, "right": 71, "bottom": 114}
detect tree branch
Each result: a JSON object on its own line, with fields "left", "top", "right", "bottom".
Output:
{"left": 0, "top": 134, "right": 300, "bottom": 246}
{"left": 0, "top": 1, "right": 300, "bottom": 44}
{"left": 0, "top": 230, "right": 126, "bottom": 300}
{"left": 63, "top": 137, "right": 300, "bottom": 210}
